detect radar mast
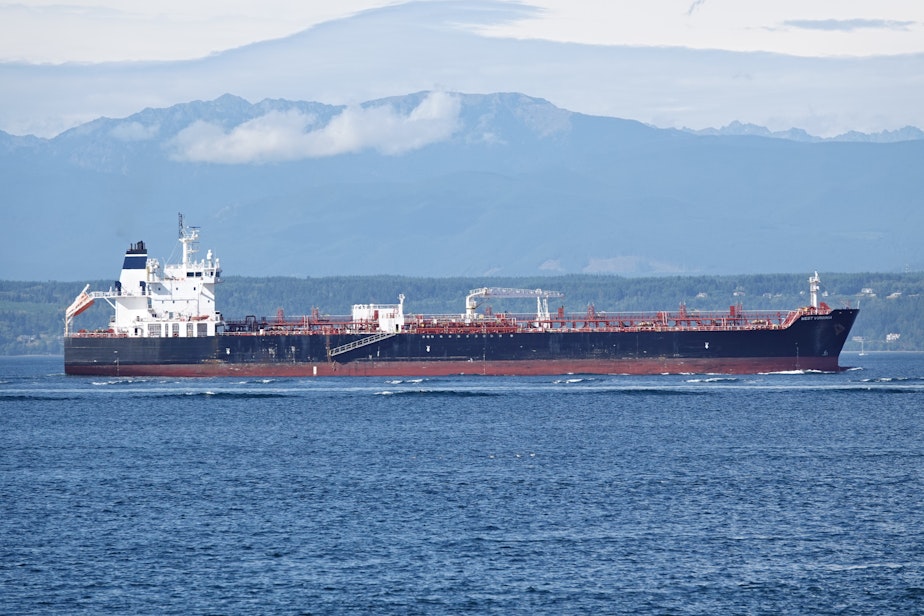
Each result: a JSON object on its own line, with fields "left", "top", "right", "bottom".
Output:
{"left": 178, "top": 212, "right": 200, "bottom": 268}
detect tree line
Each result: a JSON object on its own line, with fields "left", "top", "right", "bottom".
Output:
{"left": 1, "top": 272, "right": 921, "bottom": 355}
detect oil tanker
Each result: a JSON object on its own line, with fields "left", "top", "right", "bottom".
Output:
{"left": 64, "top": 217, "right": 858, "bottom": 377}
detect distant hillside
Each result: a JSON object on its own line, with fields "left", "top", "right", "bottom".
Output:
{"left": 682, "top": 121, "right": 924, "bottom": 143}
{"left": 2, "top": 92, "right": 922, "bottom": 281}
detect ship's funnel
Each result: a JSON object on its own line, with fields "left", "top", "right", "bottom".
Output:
{"left": 118, "top": 240, "right": 148, "bottom": 294}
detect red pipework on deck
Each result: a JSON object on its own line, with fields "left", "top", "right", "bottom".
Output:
{"left": 210, "top": 304, "right": 819, "bottom": 338}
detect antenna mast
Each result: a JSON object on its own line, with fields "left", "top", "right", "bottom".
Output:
{"left": 809, "top": 271, "right": 821, "bottom": 309}
{"left": 178, "top": 212, "right": 200, "bottom": 268}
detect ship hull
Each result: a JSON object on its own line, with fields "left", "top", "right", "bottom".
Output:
{"left": 65, "top": 309, "right": 859, "bottom": 377}
{"left": 63, "top": 356, "right": 847, "bottom": 378}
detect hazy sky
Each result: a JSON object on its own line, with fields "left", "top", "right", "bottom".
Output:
{"left": 1, "top": 1, "right": 922, "bottom": 138}
{"left": 1, "top": 1, "right": 922, "bottom": 278}
{"left": 3, "top": 0, "right": 922, "bottom": 63}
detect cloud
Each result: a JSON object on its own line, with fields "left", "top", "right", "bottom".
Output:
{"left": 582, "top": 256, "right": 684, "bottom": 275}
{"left": 538, "top": 259, "right": 564, "bottom": 272}
{"left": 170, "top": 91, "right": 461, "bottom": 163}
{"left": 781, "top": 19, "right": 916, "bottom": 32}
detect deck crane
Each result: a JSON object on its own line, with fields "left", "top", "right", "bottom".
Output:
{"left": 465, "top": 287, "right": 565, "bottom": 322}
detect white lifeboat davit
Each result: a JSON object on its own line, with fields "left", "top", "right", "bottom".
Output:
{"left": 65, "top": 284, "right": 95, "bottom": 320}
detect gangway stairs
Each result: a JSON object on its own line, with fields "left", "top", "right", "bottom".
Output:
{"left": 328, "top": 331, "right": 398, "bottom": 360}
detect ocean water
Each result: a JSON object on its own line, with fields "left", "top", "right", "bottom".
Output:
{"left": 2, "top": 354, "right": 923, "bottom": 615}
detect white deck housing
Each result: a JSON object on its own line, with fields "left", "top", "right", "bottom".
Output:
{"left": 65, "top": 215, "right": 222, "bottom": 338}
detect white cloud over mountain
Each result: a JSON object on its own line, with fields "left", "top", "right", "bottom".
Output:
{"left": 1, "top": 2, "right": 922, "bottom": 138}
{"left": 170, "top": 92, "right": 461, "bottom": 163}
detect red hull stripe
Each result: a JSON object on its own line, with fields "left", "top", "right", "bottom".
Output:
{"left": 65, "top": 356, "right": 847, "bottom": 377}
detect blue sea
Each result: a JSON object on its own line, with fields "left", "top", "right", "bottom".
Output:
{"left": 2, "top": 354, "right": 923, "bottom": 615}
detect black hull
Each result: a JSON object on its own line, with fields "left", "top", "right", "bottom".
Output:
{"left": 65, "top": 309, "right": 859, "bottom": 377}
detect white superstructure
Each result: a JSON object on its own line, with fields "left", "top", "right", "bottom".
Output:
{"left": 65, "top": 215, "right": 222, "bottom": 338}
{"left": 351, "top": 294, "right": 406, "bottom": 332}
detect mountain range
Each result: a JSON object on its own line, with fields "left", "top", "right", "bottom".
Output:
{"left": 2, "top": 91, "right": 922, "bottom": 281}
{"left": 4, "top": 1, "right": 923, "bottom": 141}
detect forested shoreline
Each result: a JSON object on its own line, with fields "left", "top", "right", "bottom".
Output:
{"left": 2, "top": 272, "right": 921, "bottom": 355}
